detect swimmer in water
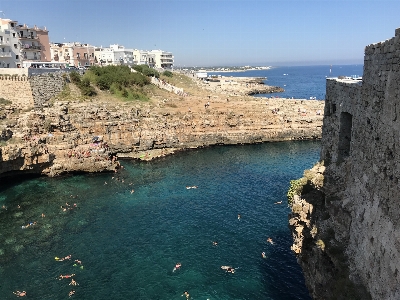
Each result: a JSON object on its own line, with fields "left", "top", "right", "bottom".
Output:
{"left": 173, "top": 263, "right": 182, "bottom": 272}
{"left": 262, "top": 252, "right": 267, "bottom": 259}
{"left": 227, "top": 267, "right": 235, "bottom": 273}
{"left": 238, "top": 214, "right": 241, "bottom": 220}
{"left": 13, "top": 290, "right": 27, "bottom": 297}
{"left": 69, "top": 279, "right": 79, "bottom": 286}
{"left": 130, "top": 189, "right": 134, "bottom": 194}
{"left": 212, "top": 241, "right": 218, "bottom": 246}
{"left": 68, "top": 290, "right": 75, "bottom": 297}
{"left": 267, "top": 237, "right": 274, "bottom": 244}
{"left": 58, "top": 274, "right": 75, "bottom": 280}
{"left": 182, "top": 291, "right": 190, "bottom": 299}
{"left": 274, "top": 201, "right": 282, "bottom": 204}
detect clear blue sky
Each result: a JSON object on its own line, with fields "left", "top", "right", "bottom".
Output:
{"left": 2, "top": 0, "right": 400, "bottom": 67}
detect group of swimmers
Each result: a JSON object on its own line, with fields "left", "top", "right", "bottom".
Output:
{"left": 21, "top": 221, "right": 37, "bottom": 229}
{"left": 61, "top": 202, "right": 78, "bottom": 212}
{"left": 56, "top": 254, "right": 84, "bottom": 297}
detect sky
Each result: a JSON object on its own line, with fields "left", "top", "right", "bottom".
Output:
{"left": 1, "top": 0, "right": 400, "bottom": 67}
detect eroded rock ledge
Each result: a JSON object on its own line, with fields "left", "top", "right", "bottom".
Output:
{"left": 0, "top": 97, "right": 324, "bottom": 178}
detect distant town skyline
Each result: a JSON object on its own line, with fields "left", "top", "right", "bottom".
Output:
{"left": 2, "top": 0, "right": 400, "bottom": 67}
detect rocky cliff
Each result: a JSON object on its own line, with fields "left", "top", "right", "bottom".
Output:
{"left": 0, "top": 74, "right": 324, "bottom": 178}
{"left": 289, "top": 28, "right": 400, "bottom": 300}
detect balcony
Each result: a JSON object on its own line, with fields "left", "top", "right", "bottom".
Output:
{"left": 0, "top": 52, "right": 12, "bottom": 57}
{"left": 22, "top": 45, "right": 42, "bottom": 51}
{"left": 19, "top": 35, "right": 38, "bottom": 40}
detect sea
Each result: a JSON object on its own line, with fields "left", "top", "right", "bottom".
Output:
{"left": 0, "top": 65, "right": 361, "bottom": 300}
{"left": 208, "top": 64, "right": 364, "bottom": 100}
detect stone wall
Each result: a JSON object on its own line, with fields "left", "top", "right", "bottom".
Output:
{"left": 0, "top": 72, "right": 66, "bottom": 108}
{"left": 0, "top": 75, "right": 34, "bottom": 108}
{"left": 29, "top": 72, "right": 66, "bottom": 107}
{"left": 290, "top": 28, "right": 400, "bottom": 300}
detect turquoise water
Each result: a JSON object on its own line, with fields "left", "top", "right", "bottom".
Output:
{"left": 0, "top": 141, "right": 320, "bottom": 300}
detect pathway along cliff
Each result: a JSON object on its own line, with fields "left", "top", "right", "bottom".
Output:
{"left": 0, "top": 72, "right": 323, "bottom": 178}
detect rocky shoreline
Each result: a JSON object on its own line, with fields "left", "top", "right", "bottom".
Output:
{"left": 0, "top": 73, "right": 324, "bottom": 178}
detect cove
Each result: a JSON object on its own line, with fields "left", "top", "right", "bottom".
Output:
{"left": 0, "top": 141, "right": 319, "bottom": 300}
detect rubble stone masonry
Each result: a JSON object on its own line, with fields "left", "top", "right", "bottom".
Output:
{"left": 289, "top": 28, "right": 400, "bottom": 299}
{"left": 0, "top": 72, "right": 66, "bottom": 108}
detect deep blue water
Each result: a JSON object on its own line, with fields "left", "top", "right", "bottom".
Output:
{"left": 209, "top": 64, "right": 363, "bottom": 100}
{"left": 0, "top": 141, "right": 320, "bottom": 300}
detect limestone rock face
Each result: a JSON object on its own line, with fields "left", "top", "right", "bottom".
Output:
{"left": 290, "top": 28, "right": 400, "bottom": 300}
{"left": 0, "top": 97, "right": 323, "bottom": 177}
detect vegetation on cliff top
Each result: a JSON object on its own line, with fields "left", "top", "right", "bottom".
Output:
{"left": 287, "top": 161, "right": 324, "bottom": 206}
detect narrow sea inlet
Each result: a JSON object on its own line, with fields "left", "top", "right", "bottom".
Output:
{"left": 0, "top": 141, "right": 319, "bottom": 300}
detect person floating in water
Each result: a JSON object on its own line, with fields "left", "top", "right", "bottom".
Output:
{"left": 13, "top": 290, "right": 26, "bottom": 297}
{"left": 69, "top": 279, "right": 79, "bottom": 286}
{"left": 56, "top": 254, "right": 72, "bottom": 261}
{"left": 173, "top": 263, "right": 182, "bottom": 272}
{"left": 238, "top": 214, "right": 241, "bottom": 220}
{"left": 58, "top": 274, "right": 75, "bottom": 280}
{"left": 267, "top": 237, "right": 274, "bottom": 244}
{"left": 212, "top": 241, "right": 218, "bottom": 246}
{"left": 262, "top": 252, "right": 267, "bottom": 259}
{"left": 68, "top": 290, "right": 76, "bottom": 297}
{"left": 186, "top": 186, "right": 198, "bottom": 189}
{"left": 73, "top": 259, "right": 84, "bottom": 269}
{"left": 274, "top": 201, "right": 282, "bottom": 204}
{"left": 227, "top": 267, "right": 235, "bottom": 273}
{"left": 182, "top": 291, "right": 190, "bottom": 299}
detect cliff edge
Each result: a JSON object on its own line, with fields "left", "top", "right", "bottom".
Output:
{"left": 0, "top": 72, "right": 324, "bottom": 178}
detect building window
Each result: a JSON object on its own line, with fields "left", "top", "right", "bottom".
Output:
{"left": 12, "top": 33, "right": 16, "bottom": 37}
{"left": 77, "top": 53, "right": 80, "bottom": 58}
{"left": 16, "top": 55, "right": 19, "bottom": 59}
{"left": 14, "top": 44, "right": 18, "bottom": 49}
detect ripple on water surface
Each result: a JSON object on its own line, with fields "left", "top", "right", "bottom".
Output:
{"left": 0, "top": 141, "right": 319, "bottom": 299}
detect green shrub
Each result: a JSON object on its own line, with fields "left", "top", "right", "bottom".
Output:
{"left": 163, "top": 70, "right": 173, "bottom": 77}
{"left": 69, "top": 71, "right": 81, "bottom": 85}
{"left": 80, "top": 78, "right": 97, "bottom": 96}
{"left": 287, "top": 177, "right": 307, "bottom": 206}
{"left": 133, "top": 65, "right": 159, "bottom": 78}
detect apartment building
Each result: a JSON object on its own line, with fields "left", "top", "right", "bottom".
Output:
{"left": 132, "top": 49, "right": 156, "bottom": 67}
{"left": 94, "top": 44, "right": 135, "bottom": 66}
{"left": 50, "top": 42, "right": 95, "bottom": 67}
{"left": 0, "top": 18, "right": 50, "bottom": 68}
{"left": 150, "top": 50, "right": 174, "bottom": 69}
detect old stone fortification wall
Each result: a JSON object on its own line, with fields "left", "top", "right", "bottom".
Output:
{"left": 290, "top": 28, "right": 400, "bottom": 300}
{"left": 0, "top": 72, "right": 66, "bottom": 108}
{"left": 29, "top": 73, "right": 66, "bottom": 107}
{"left": 0, "top": 75, "right": 34, "bottom": 108}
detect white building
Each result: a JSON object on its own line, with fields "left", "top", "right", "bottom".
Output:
{"left": 150, "top": 50, "right": 174, "bottom": 69}
{"left": 0, "top": 19, "right": 19, "bottom": 68}
{"left": 0, "top": 18, "right": 51, "bottom": 68}
{"left": 132, "top": 49, "right": 155, "bottom": 67}
{"left": 94, "top": 44, "right": 134, "bottom": 66}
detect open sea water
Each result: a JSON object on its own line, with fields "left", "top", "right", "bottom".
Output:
{"left": 209, "top": 64, "right": 364, "bottom": 100}
{"left": 0, "top": 141, "right": 321, "bottom": 300}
